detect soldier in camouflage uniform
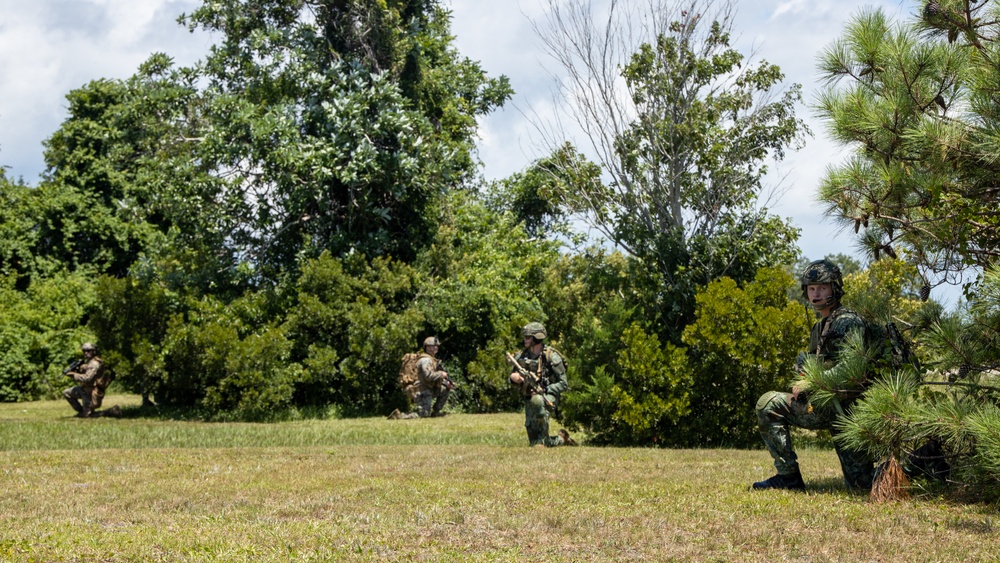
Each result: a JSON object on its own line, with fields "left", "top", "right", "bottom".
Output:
{"left": 752, "top": 260, "right": 874, "bottom": 491}
{"left": 508, "top": 322, "right": 576, "bottom": 447}
{"left": 63, "top": 343, "right": 120, "bottom": 419}
{"left": 389, "top": 336, "right": 453, "bottom": 419}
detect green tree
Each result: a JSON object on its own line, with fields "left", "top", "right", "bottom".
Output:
{"left": 483, "top": 147, "right": 583, "bottom": 239}
{"left": 0, "top": 173, "right": 38, "bottom": 286}
{"left": 181, "top": 0, "right": 512, "bottom": 278}
{"left": 827, "top": 264, "right": 1000, "bottom": 499}
{"left": 534, "top": 0, "right": 805, "bottom": 337}
{"left": 815, "top": 1, "right": 1000, "bottom": 290}
{"left": 18, "top": 54, "right": 240, "bottom": 294}
{"left": 815, "top": 2, "right": 1000, "bottom": 498}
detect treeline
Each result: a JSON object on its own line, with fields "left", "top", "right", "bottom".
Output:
{"left": 0, "top": 0, "right": 815, "bottom": 448}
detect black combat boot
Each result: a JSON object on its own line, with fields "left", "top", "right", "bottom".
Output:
{"left": 752, "top": 470, "right": 805, "bottom": 491}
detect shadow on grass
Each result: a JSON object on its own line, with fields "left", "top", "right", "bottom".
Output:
{"left": 804, "top": 476, "right": 869, "bottom": 496}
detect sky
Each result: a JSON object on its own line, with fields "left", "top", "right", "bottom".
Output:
{"left": 2, "top": 0, "right": 943, "bottom": 296}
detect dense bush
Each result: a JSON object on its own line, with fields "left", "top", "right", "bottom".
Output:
{"left": 0, "top": 272, "right": 97, "bottom": 402}
{"left": 285, "top": 252, "right": 425, "bottom": 416}
{"left": 669, "top": 267, "right": 811, "bottom": 447}
{"left": 561, "top": 266, "right": 810, "bottom": 447}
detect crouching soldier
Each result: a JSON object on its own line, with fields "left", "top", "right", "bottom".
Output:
{"left": 752, "top": 260, "right": 874, "bottom": 491}
{"left": 508, "top": 322, "right": 576, "bottom": 447}
{"left": 389, "top": 336, "right": 453, "bottom": 419}
{"left": 63, "top": 343, "right": 120, "bottom": 418}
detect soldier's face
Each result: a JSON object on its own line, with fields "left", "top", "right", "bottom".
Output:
{"left": 807, "top": 283, "right": 835, "bottom": 312}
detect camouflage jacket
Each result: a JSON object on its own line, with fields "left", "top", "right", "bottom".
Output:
{"left": 809, "top": 305, "right": 866, "bottom": 364}
{"left": 68, "top": 357, "right": 110, "bottom": 390}
{"left": 415, "top": 355, "right": 448, "bottom": 390}
{"left": 513, "top": 345, "right": 568, "bottom": 399}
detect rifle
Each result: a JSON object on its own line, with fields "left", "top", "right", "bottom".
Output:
{"left": 432, "top": 357, "right": 457, "bottom": 390}
{"left": 505, "top": 352, "right": 552, "bottom": 407}
{"left": 63, "top": 359, "right": 83, "bottom": 377}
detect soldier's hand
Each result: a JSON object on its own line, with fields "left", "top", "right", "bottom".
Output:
{"left": 509, "top": 372, "right": 524, "bottom": 385}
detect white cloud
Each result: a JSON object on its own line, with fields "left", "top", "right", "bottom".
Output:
{"left": 0, "top": 0, "right": 206, "bottom": 181}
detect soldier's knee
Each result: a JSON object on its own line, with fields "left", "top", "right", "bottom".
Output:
{"left": 62, "top": 388, "right": 74, "bottom": 400}
{"left": 529, "top": 394, "right": 547, "bottom": 410}
{"left": 755, "top": 390, "right": 789, "bottom": 426}
{"left": 756, "top": 390, "right": 785, "bottom": 413}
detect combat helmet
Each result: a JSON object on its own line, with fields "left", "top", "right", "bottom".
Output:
{"left": 522, "top": 322, "right": 547, "bottom": 341}
{"left": 423, "top": 336, "right": 440, "bottom": 348}
{"left": 81, "top": 342, "right": 98, "bottom": 353}
{"left": 800, "top": 259, "right": 844, "bottom": 305}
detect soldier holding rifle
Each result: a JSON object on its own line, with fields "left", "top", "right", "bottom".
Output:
{"left": 62, "top": 342, "right": 120, "bottom": 419}
{"left": 508, "top": 322, "right": 576, "bottom": 447}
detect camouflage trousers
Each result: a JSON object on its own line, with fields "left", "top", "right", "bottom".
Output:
{"left": 756, "top": 390, "right": 874, "bottom": 490}
{"left": 415, "top": 386, "right": 450, "bottom": 417}
{"left": 524, "top": 394, "right": 565, "bottom": 447}
{"left": 63, "top": 385, "right": 103, "bottom": 417}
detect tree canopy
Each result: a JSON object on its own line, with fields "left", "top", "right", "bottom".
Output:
{"left": 533, "top": 0, "right": 806, "bottom": 336}
{"left": 816, "top": 0, "right": 1000, "bottom": 292}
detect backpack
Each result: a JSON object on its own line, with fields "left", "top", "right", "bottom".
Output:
{"left": 398, "top": 353, "right": 428, "bottom": 401}
{"left": 865, "top": 319, "right": 920, "bottom": 374}
{"left": 92, "top": 358, "right": 116, "bottom": 391}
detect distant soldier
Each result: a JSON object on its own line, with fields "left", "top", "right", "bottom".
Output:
{"left": 508, "top": 322, "right": 576, "bottom": 447}
{"left": 63, "top": 343, "right": 120, "bottom": 418}
{"left": 388, "top": 336, "right": 454, "bottom": 419}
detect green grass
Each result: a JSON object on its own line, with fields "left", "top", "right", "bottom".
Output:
{"left": 2, "top": 395, "right": 998, "bottom": 561}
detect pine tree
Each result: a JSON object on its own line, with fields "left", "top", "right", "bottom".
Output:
{"left": 816, "top": 0, "right": 1000, "bottom": 289}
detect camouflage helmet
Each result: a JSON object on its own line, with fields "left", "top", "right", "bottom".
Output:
{"left": 81, "top": 342, "right": 98, "bottom": 352}
{"left": 800, "top": 259, "right": 844, "bottom": 302}
{"left": 522, "top": 322, "right": 547, "bottom": 341}
{"left": 422, "top": 336, "right": 440, "bottom": 348}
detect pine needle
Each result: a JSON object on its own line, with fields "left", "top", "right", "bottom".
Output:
{"left": 871, "top": 454, "right": 911, "bottom": 502}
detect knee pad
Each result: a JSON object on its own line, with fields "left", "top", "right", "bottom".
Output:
{"left": 529, "top": 394, "right": 547, "bottom": 409}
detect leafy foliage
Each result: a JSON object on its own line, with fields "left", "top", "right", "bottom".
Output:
{"left": 284, "top": 251, "right": 424, "bottom": 415}
{"left": 181, "top": 0, "right": 512, "bottom": 275}
{"left": 535, "top": 0, "right": 805, "bottom": 337}
{"left": 0, "top": 272, "right": 97, "bottom": 402}
{"left": 562, "top": 266, "right": 808, "bottom": 447}
{"left": 816, "top": 1, "right": 1000, "bottom": 289}
{"left": 671, "top": 267, "right": 810, "bottom": 446}
{"left": 824, "top": 263, "right": 1000, "bottom": 498}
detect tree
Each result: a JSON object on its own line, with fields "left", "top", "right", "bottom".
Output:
{"left": 482, "top": 149, "right": 578, "bottom": 240}
{"left": 821, "top": 263, "right": 1000, "bottom": 500}
{"left": 17, "top": 54, "right": 239, "bottom": 294}
{"left": 0, "top": 173, "right": 38, "bottom": 286}
{"left": 181, "top": 0, "right": 512, "bottom": 279}
{"left": 815, "top": 1, "right": 1000, "bottom": 499}
{"left": 815, "top": 0, "right": 1000, "bottom": 292}
{"left": 533, "top": 0, "right": 806, "bottom": 335}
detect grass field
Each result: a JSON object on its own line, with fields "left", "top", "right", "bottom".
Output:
{"left": 2, "top": 395, "right": 998, "bottom": 561}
